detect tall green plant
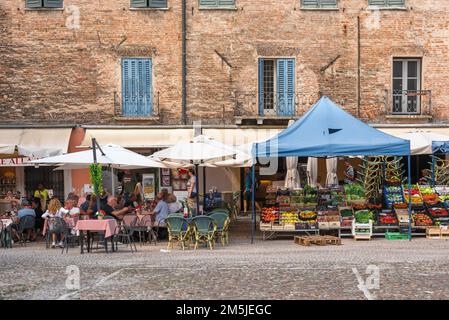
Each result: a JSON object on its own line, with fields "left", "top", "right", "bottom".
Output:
{"left": 89, "top": 164, "right": 103, "bottom": 195}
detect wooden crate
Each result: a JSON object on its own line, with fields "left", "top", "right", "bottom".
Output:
{"left": 426, "top": 227, "right": 441, "bottom": 239}
{"left": 283, "top": 224, "right": 296, "bottom": 231}
{"left": 440, "top": 228, "right": 449, "bottom": 240}
{"left": 354, "top": 234, "right": 371, "bottom": 241}
{"left": 294, "top": 236, "right": 327, "bottom": 246}
{"left": 271, "top": 225, "right": 284, "bottom": 231}
{"left": 323, "top": 235, "right": 342, "bottom": 245}
{"left": 318, "top": 221, "right": 330, "bottom": 229}
{"left": 260, "top": 222, "right": 272, "bottom": 231}
{"left": 329, "top": 221, "right": 341, "bottom": 228}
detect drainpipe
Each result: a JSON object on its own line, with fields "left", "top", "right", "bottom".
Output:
{"left": 357, "top": 15, "right": 361, "bottom": 118}
{"left": 182, "top": 0, "right": 187, "bottom": 125}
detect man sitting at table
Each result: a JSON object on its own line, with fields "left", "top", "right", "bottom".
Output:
{"left": 103, "top": 196, "right": 130, "bottom": 221}
{"left": 60, "top": 199, "right": 80, "bottom": 218}
{"left": 12, "top": 199, "right": 36, "bottom": 242}
{"left": 148, "top": 192, "right": 169, "bottom": 227}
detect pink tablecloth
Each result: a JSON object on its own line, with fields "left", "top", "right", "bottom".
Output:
{"left": 42, "top": 217, "right": 78, "bottom": 236}
{"left": 74, "top": 219, "right": 118, "bottom": 238}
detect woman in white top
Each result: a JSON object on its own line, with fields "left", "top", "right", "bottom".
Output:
{"left": 41, "top": 198, "right": 65, "bottom": 248}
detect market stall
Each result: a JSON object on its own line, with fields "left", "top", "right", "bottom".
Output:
{"left": 251, "top": 96, "right": 412, "bottom": 242}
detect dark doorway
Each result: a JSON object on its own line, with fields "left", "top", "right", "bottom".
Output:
{"left": 25, "top": 167, "right": 64, "bottom": 201}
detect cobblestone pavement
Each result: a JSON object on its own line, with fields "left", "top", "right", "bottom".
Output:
{"left": 1, "top": 235, "right": 449, "bottom": 300}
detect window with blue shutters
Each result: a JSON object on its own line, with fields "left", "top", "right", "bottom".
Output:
{"left": 368, "top": 0, "right": 405, "bottom": 7}
{"left": 26, "top": 0, "right": 63, "bottom": 8}
{"left": 199, "top": 0, "right": 236, "bottom": 9}
{"left": 130, "top": 0, "right": 168, "bottom": 8}
{"left": 121, "top": 58, "right": 153, "bottom": 117}
{"left": 258, "top": 58, "right": 296, "bottom": 117}
{"left": 301, "top": 0, "right": 338, "bottom": 9}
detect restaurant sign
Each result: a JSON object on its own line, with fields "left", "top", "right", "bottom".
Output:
{"left": 0, "top": 157, "right": 39, "bottom": 167}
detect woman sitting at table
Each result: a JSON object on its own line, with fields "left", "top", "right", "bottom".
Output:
{"left": 42, "top": 198, "right": 65, "bottom": 248}
{"left": 167, "top": 194, "right": 182, "bottom": 214}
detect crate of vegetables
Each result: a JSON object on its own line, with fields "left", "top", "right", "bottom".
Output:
{"left": 403, "top": 185, "right": 423, "bottom": 206}
{"left": 427, "top": 207, "right": 449, "bottom": 218}
{"left": 383, "top": 185, "right": 405, "bottom": 209}
{"left": 378, "top": 211, "right": 399, "bottom": 226}
{"left": 412, "top": 212, "right": 433, "bottom": 226}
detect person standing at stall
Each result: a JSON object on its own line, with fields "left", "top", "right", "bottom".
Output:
{"left": 344, "top": 160, "right": 355, "bottom": 184}
{"left": 34, "top": 184, "right": 49, "bottom": 212}
{"left": 243, "top": 167, "right": 262, "bottom": 214}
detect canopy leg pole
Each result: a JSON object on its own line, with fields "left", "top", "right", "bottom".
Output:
{"left": 431, "top": 155, "right": 436, "bottom": 187}
{"left": 92, "top": 138, "right": 101, "bottom": 213}
{"left": 111, "top": 167, "right": 115, "bottom": 197}
{"left": 195, "top": 164, "right": 200, "bottom": 215}
{"left": 407, "top": 155, "right": 412, "bottom": 241}
{"left": 203, "top": 166, "right": 206, "bottom": 209}
{"left": 251, "top": 164, "right": 256, "bottom": 244}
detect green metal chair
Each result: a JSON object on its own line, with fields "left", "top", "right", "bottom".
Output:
{"left": 166, "top": 216, "right": 191, "bottom": 250}
{"left": 229, "top": 191, "right": 240, "bottom": 220}
{"left": 192, "top": 216, "right": 217, "bottom": 250}
{"left": 208, "top": 208, "right": 230, "bottom": 216}
{"left": 210, "top": 212, "right": 230, "bottom": 246}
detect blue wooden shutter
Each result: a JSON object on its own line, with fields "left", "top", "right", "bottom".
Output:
{"left": 199, "top": 0, "right": 218, "bottom": 7}
{"left": 131, "top": 0, "right": 148, "bottom": 8}
{"left": 320, "top": 0, "right": 337, "bottom": 8}
{"left": 149, "top": 0, "right": 167, "bottom": 8}
{"left": 26, "top": 0, "right": 42, "bottom": 8}
{"left": 122, "top": 58, "right": 152, "bottom": 117}
{"left": 258, "top": 59, "right": 264, "bottom": 116}
{"left": 276, "top": 59, "right": 295, "bottom": 116}
{"left": 44, "top": 0, "right": 63, "bottom": 7}
{"left": 369, "top": 0, "right": 387, "bottom": 6}
{"left": 387, "top": 0, "right": 405, "bottom": 6}
{"left": 301, "top": 0, "right": 319, "bottom": 8}
{"left": 218, "top": 0, "right": 235, "bottom": 6}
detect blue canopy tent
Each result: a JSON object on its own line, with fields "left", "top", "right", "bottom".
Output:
{"left": 251, "top": 96, "right": 412, "bottom": 242}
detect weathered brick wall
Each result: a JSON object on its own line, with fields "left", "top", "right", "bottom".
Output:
{"left": 1, "top": 0, "right": 449, "bottom": 125}
{"left": 0, "top": 0, "right": 182, "bottom": 125}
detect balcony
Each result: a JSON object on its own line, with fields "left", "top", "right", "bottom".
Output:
{"left": 385, "top": 90, "right": 432, "bottom": 120}
{"left": 113, "top": 91, "right": 161, "bottom": 122}
{"left": 233, "top": 91, "right": 317, "bottom": 125}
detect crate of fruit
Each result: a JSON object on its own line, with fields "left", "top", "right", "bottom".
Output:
{"left": 328, "top": 221, "right": 341, "bottom": 228}
{"left": 339, "top": 207, "right": 354, "bottom": 218}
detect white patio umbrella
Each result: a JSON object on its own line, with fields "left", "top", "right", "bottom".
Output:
{"left": 30, "top": 144, "right": 170, "bottom": 197}
{"left": 325, "top": 157, "right": 339, "bottom": 187}
{"left": 390, "top": 131, "right": 449, "bottom": 155}
{"left": 30, "top": 144, "right": 169, "bottom": 168}
{"left": 284, "top": 120, "right": 300, "bottom": 189}
{"left": 192, "top": 135, "right": 253, "bottom": 167}
{"left": 151, "top": 137, "right": 236, "bottom": 214}
{"left": 307, "top": 157, "right": 318, "bottom": 187}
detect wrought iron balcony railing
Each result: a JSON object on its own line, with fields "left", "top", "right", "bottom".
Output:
{"left": 114, "top": 91, "right": 160, "bottom": 118}
{"left": 233, "top": 91, "right": 318, "bottom": 118}
{"left": 385, "top": 89, "right": 432, "bottom": 116}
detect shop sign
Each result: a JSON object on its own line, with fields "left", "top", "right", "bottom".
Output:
{"left": 0, "top": 157, "right": 39, "bottom": 167}
{"left": 142, "top": 174, "right": 155, "bottom": 200}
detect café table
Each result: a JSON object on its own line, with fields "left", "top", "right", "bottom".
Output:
{"left": 74, "top": 219, "right": 118, "bottom": 254}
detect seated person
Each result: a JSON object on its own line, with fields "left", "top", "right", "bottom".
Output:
{"left": 148, "top": 192, "right": 169, "bottom": 226}
{"left": 60, "top": 199, "right": 80, "bottom": 218}
{"left": 12, "top": 199, "right": 36, "bottom": 242}
{"left": 42, "top": 198, "right": 65, "bottom": 248}
{"left": 80, "top": 194, "right": 96, "bottom": 219}
{"left": 102, "top": 196, "right": 131, "bottom": 221}
{"left": 167, "top": 194, "right": 182, "bottom": 214}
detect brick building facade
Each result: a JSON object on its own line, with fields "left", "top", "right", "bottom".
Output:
{"left": 1, "top": 0, "right": 449, "bottom": 126}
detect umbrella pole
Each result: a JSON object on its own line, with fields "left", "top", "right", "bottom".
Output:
{"left": 195, "top": 164, "right": 200, "bottom": 215}
{"left": 111, "top": 167, "right": 115, "bottom": 196}
{"left": 431, "top": 155, "right": 436, "bottom": 187}
{"left": 251, "top": 164, "right": 255, "bottom": 244}
{"left": 203, "top": 166, "right": 206, "bottom": 208}
{"left": 92, "top": 138, "right": 101, "bottom": 214}
{"left": 408, "top": 155, "right": 412, "bottom": 241}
